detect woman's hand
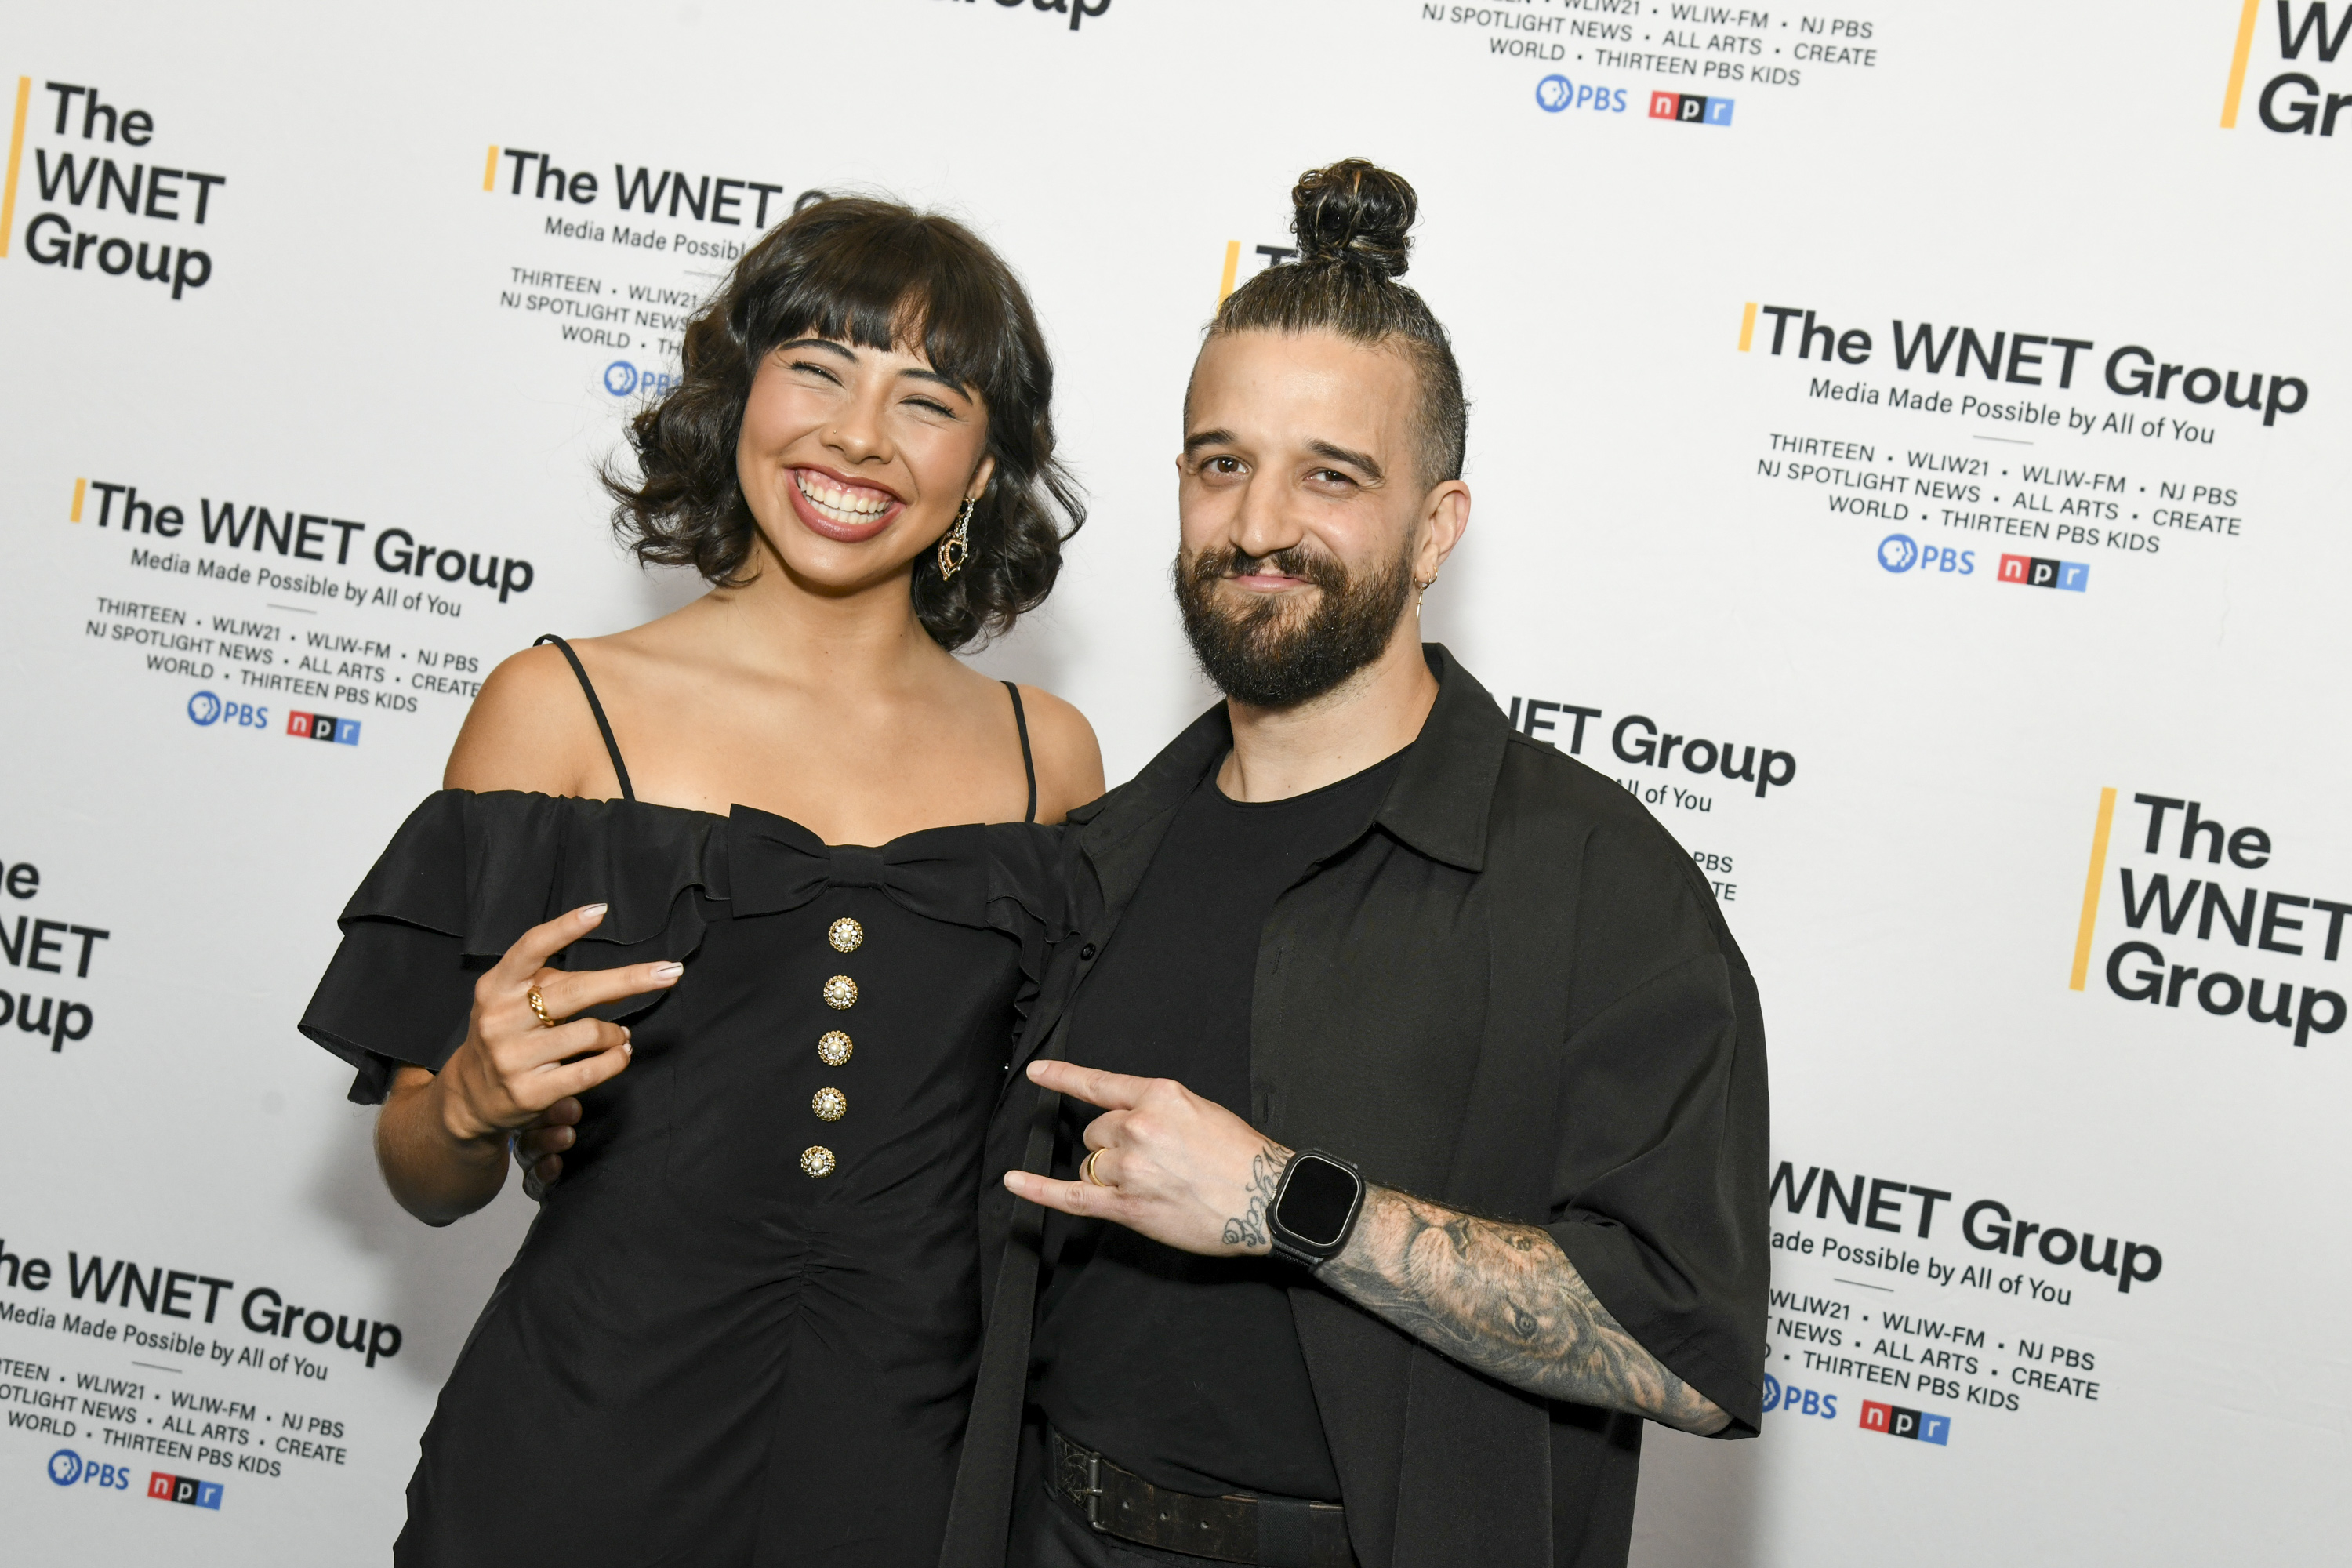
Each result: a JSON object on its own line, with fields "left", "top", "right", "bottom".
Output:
{"left": 430, "top": 904, "right": 677, "bottom": 1145}
{"left": 376, "top": 905, "right": 681, "bottom": 1225}
{"left": 515, "top": 1100, "right": 583, "bottom": 1201}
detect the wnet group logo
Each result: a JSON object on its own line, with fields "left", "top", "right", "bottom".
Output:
{"left": 1, "top": 75, "right": 227, "bottom": 299}
{"left": 2069, "top": 788, "right": 2347, "bottom": 1051}
{"left": 2223, "top": 0, "right": 2352, "bottom": 134}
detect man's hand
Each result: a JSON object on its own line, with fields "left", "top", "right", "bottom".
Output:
{"left": 1003, "top": 1059, "right": 1293, "bottom": 1257}
{"left": 1005, "top": 1060, "right": 1729, "bottom": 1433}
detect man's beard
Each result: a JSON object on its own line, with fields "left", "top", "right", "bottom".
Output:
{"left": 1174, "top": 539, "right": 1415, "bottom": 709}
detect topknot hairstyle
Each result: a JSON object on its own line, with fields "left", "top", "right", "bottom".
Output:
{"left": 602, "top": 196, "right": 1083, "bottom": 651}
{"left": 1209, "top": 159, "right": 1468, "bottom": 485}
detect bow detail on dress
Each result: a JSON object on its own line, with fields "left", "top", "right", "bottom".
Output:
{"left": 726, "top": 806, "right": 994, "bottom": 930}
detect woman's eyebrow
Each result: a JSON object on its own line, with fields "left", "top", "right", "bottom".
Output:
{"left": 775, "top": 337, "right": 857, "bottom": 361}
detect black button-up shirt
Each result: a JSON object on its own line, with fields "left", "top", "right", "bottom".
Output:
{"left": 946, "top": 646, "right": 1769, "bottom": 1568}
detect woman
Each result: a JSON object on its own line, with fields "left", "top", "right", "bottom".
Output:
{"left": 299, "top": 196, "right": 1101, "bottom": 1566}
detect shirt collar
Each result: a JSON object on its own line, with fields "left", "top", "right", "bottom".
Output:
{"left": 1371, "top": 644, "right": 1504, "bottom": 873}
{"left": 1073, "top": 643, "right": 1508, "bottom": 888}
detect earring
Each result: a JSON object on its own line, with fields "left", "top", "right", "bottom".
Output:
{"left": 1415, "top": 575, "right": 1437, "bottom": 618}
{"left": 938, "top": 498, "right": 975, "bottom": 582}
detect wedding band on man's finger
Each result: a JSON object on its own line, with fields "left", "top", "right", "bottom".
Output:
{"left": 1080, "top": 1149, "right": 1113, "bottom": 1188}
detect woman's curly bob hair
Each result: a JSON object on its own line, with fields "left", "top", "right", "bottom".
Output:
{"left": 603, "top": 196, "right": 1083, "bottom": 651}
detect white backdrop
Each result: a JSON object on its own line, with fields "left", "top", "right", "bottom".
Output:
{"left": 2, "top": 2, "right": 2346, "bottom": 1562}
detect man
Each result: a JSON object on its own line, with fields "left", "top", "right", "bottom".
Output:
{"left": 939, "top": 160, "right": 1769, "bottom": 1568}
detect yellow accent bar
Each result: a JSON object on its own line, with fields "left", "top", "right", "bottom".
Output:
{"left": 2069, "top": 786, "right": 2118, "bottom": 991}
{"left": 1218, "top": 240, "right": 1240, "bottom": 307}
{"left": 2221, "top": 0, "right": 2263, "bottom": 128}
{"left": 71, "top": 477, "right": 87, "bottom": 522}
{"left": 1, "top": 77, "right": 31, "bottom": 260}
{"left": 483, "top": 144, "right": 500, "bottom": 192}
{"left": 1737, "top": 299, "right": 1758, "bottom": 352}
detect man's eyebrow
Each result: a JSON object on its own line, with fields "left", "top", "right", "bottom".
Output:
{"left": 1182, "top": 427, "right": 1239, "bottom": 455}
{"left": 1306, "top": 440, "right": 1383, "bottom": 482}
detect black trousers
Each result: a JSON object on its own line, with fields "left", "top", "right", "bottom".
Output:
{"left": 1007, "top": 1422, "right": 1359, "bottom": 1568}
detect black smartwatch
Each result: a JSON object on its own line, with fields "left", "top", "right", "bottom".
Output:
{"left": 1266, "top": 1149, "right": 1366, "bottom": 1269}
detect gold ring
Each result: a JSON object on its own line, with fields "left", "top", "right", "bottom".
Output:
{"left": 526, "top": 986, "right": 557, "bottom": 1028}
{"left": 1080, "top": 1149, "right": 1112, "bottom": 1188}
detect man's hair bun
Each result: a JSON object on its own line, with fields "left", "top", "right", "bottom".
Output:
{"left": 1291, "top": 159, "right": 1416, "bottom": 279}
{"left": 1209, "top": 158, "right": 1466, "bottom": 485}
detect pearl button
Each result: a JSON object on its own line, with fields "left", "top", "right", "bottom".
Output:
{"left": 817, "top": 1030, "right": 852, "bottom": 1066}
{"left": 800, "top": 1146, "right": 837, "bottom": 1178}
{"left": 812, "top": 1087, "right": 847, "bottom": 1122}
{"left": 822, "top": 975, "right": 858, "bottom": 1010}
{"left": 828, "top": 916, "right": 864, "bottom": 954}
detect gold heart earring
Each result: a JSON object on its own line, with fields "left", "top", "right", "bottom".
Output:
{"left": 938, "top": 498, "right": 975, "bottom": 581}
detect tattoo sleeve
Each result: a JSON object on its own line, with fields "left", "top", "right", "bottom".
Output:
{"left": 1315, "top": 1185, "right": 1731, "bottom": 1434}
{"left": 1220, "top": 1143, "right": 1286, "bottom": 1250}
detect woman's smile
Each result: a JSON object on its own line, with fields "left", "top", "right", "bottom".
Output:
{"left": 786, "top": 464, "right": 906, "bottom": 543}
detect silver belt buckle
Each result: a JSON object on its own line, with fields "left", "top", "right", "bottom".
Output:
{"left": 1081, "top": 1448, "right": 1104, "bottom": 1530}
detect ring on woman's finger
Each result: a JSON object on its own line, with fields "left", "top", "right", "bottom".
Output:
{"left": 526, "top": 986, "right": 559, "bottom": 1029}
{"left": 1080, "top": 1149, "right": 1112, "bottom": 1188}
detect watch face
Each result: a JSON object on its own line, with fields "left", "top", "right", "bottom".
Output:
{"left": 1279, "top": 1155, "right": 1359, "bottom": 1247}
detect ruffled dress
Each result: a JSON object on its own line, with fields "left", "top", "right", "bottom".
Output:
{"left": 300, "top": 786, "right": 1070, "bottom": 1566}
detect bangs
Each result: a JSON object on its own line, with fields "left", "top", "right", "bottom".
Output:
{"left": 733, "top": 201, "right": 1022, "bottom": 406}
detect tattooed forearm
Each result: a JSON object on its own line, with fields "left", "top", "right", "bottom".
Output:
{"left": 1220, "top": 1143, "right": 1288, "bottom": 1250}
{"left": 1316, "top": 1185, "right": 1730, "bottom": 1434}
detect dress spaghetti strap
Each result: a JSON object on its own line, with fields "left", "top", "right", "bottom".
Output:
{"left": 535, "top": 635, "right": 637, "bottom": 803}
{"left": 1002, "top": 680, "right": 1037, "bottom": 825}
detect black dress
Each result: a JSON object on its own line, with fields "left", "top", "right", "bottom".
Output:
{"left": 299, "top": 641, "right": 1071, "bottom": 1566}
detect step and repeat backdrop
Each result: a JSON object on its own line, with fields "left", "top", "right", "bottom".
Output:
{"left": 1, "top": 1, "right": 2343, "bottom": 1562}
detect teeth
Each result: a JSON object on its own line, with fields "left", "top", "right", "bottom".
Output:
{"left": 796, "top": 471, "right": 894, "bottom": 525}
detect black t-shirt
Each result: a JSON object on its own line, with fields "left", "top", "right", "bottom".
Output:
{"left": 1029, "top": 748, "right": 1407, "bottom": 1502}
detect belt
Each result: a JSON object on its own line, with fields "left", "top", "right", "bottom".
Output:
{"left": 1049, "top": 1427, "right": 1353, "bottom": 1568}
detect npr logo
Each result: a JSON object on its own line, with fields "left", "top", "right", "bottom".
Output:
{"left": 1859, "top": 1399, "right": 1951, "bottom": 1446}
{"left": 1998, "top": 554, "right": 2089, "bottom": 592}
{"left": 1650, "top": 91, "right": 1733, "bottom": 125}
{"left": 147, "top": 1470, "right": 223, "bottom": 1508}
{"left": 287, "top": 711, "right": 359, "bottom": 745}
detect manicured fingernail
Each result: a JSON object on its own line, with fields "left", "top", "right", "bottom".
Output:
{"left": 581, "top": 904, "right": 608, "bottom": 922}
{"left": 622, "top": 1040, "right": 633, "bottom": 1058}
{"left": 652, "top": 962, "right": 684, "bottom": 980}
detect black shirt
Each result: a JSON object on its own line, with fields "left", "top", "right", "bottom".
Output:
{"left": 1029, "top": 750, "right": 1409, "bottom": 1501}
{"left": 952, "top": 648, "right": 1769, "bottom": 1568}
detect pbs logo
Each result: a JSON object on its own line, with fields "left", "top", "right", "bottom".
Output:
{"left": 1878, "top": 534, "right": 1920, "bottom": 573}
{"left": 1761, "top": 1374, "right": 1838, "bottom": 1421}
{"left": 186, "top": 690, "right": 223, "bottom": 726}
{"left": 49, "top": 1450, "right": 82, "bottom": 1485}
{"left": 604, "top": 360, "right": 678, "bottom": 400}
